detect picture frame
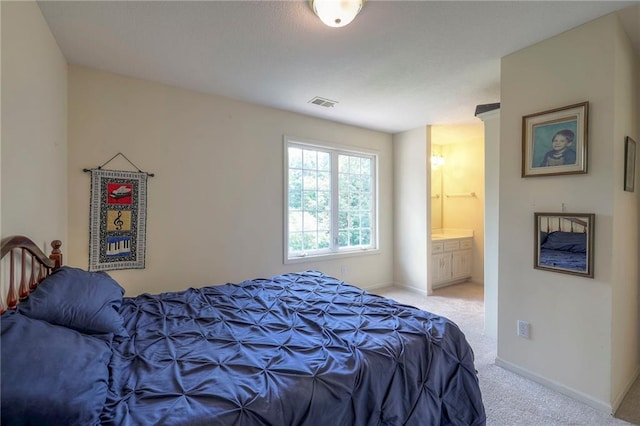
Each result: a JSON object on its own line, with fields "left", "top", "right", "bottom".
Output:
{"left": 624, "top": 136, "right": 636, "bottom": 192}
{"left": 534, "top": 212, "right": 594, "bottom": 278}
{"left": 522, "top": 102, "right": 588, "bottom": 177}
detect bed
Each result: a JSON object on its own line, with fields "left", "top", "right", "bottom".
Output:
{"left": 0, "top": 235, "right": 486, "bottom": 426}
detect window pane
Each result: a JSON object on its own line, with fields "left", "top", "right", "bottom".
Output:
{"left": 317, "top": 190, "right": 330, "bottom": 212}
{"left": 361, "top": 157, "right": 371, "bottom": 174}
{"left": 338, "top": 211, "right": 348, "bottom": 229}
{"left": 303, "top": 170, "right": 317, "bottom": 190}
{"left": 360, "top": 195, "right": 370, "bottom": 210}
{"left": 349, "top": 156, "right": 361, "bottom": 174}
{"left": 338, "top": 173, "right": 348, "bottom": 188}
{"left": 318, "top": 231, "right": 331, "bottom": 249}
{"left": 289, "top": 169, "right": 302, "bottom": 189}
{"left": 289, "top": 191, "right": 301, "bottom": 209}
{"left": 349, "top": 175, "right": 359, "bottom": 191}
{"left": 317, "top": 212, "right": 331, "bottom": 231}
{"left": 318, "top": 152, "right": 330, "bottom": 171}
{"left": 361, "top": 175, "right": 371, "bottom": 192}
{"left": 289, "top": 147, "right": 302, "bottom": 168}
{"left": 361, "top": 229, "right": 371, "bottom": 245}
{"left": 302, "top": 149, "right": 317, "bottom": 169}
{"left": 303, "top": 232, "right": 317, "bottom": 251}
{"left": 302, "top": 210, "right": 318, "bottom": 232}
{"left": 318, "top": 171, "right": 331, "bottom": 191}
{"left": 338, "top": 231, "right": 348, "bottom": 246}
{"left": 361, "top": 213, "right": 370, "bottom": 228}
{"left": 349, "top": 230, "right": 360, "bottom": 246}
{"left": 339, "top": 155, "right": 349, "bottom": 172}
{"left": 349, "top": 193, "right": 360, "bottom": 209}
{"left": 289, "top": 232, "right": 303, "bottom": 252}
{"left": 302, "top": 191, "right": 317, "bottom": 211}
{"left": 289, "top": 211, "right": 303, "bottom": 232}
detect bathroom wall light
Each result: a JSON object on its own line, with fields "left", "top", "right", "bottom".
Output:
{"left": 310, "top": 0, "right": 366, "bottom": 28}
{"left": 431, "top": 155, "right": 445, "bottom": 168}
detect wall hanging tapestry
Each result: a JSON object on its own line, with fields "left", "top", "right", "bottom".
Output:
{"left": 86, "top": 153, "right": 154, "bottom": 271}
{"left": 89, "top": 169, "right": 147, "bottom": 271}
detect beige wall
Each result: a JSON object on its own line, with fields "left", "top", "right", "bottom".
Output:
{"left": 497, "top": 13, "right": 639, "bottom": 411}
{"left": 67, "top": 66, "right": 394, "bottom": 295}
{"left": 610, "top": 15, "right": 640, "bottom": 410}
{"left": 392, "top": 126, "right": 429, "bottom": 294}
{"left": 1, "top": 1, "right": 67, "bottom": 249}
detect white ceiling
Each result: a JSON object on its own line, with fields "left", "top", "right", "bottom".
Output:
{"left": 37, "top": 1, "right": 640, "bottom": 134}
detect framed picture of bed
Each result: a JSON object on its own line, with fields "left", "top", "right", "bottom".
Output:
{"left": 624, "top": 136, "right": 636, "bottom": 192}
{"left": 534, "top": 212, "right": 595, "bottom": 278}
{"left": 522, "top": 102, "right": 588, "bottom": 177}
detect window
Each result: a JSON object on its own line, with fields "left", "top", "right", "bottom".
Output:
{"left": 285, "top": 136, "right": 377, "bottom": 262}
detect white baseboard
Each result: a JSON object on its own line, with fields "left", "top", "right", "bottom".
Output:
{"left": 432, "top": 278, "right": 469, "bottom": 290}
{"left": 612, "top": 365, "right": 640, "bottom": 413}
{"left": 393, "top": 281, "right": 428, "bottom": 296}
{"left": 362, "top": 281, "right": 395, "bottom": 292}
{"left": 495, "top": 356, "right": 613, "bottom": 414}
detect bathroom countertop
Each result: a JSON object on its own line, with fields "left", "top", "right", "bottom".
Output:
{"left": 431, "top": 230, "right": 473, "bottom": 241}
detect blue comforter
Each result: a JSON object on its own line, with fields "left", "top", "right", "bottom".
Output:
{"left": 100, "top": 271, "right": 485, "bottom": 425}
{"left": 539, "top": 248, "right": 587, "bottom": 272}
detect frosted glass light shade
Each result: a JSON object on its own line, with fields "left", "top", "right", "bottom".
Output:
{"left": 431, "top": 155, "right": 445, "bottom": 168}
{"left": 310, "top": 0, "right": 365, "bottom": 28}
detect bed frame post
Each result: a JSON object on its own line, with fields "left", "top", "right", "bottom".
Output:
{"left": 29, "top": 257, "right": 38, "bottom": 291}
{"left": 18, "top": 248, "right": 29, "bottom": 300}
{"left": 50, "top": 240, "right": 63, "bottom": 269}
{"left": 7, "top": 250, "right": 18, "bottom": 310}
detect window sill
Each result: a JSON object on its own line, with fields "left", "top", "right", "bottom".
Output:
{"left": 285, "top": 248, "right": 380, "bottom": 265}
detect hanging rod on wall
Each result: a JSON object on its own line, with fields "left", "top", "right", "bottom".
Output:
{"left": 82, "top": 152, "right": 155, "bottom": 177}
{"left": 445, "top": 192, "right": 476, "bottom": 198}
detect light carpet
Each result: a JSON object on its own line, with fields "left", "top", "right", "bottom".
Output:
{"left": 378, "top": 282, "right": 639, "bottom": 426}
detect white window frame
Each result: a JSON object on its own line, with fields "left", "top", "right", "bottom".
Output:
{"left": 284, "top": 135, "right": 379, "bottom": 264}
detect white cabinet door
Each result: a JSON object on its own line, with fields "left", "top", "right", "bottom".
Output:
{"left": 432, "top": 252, "right": 452, "bottom": 285}
{"left": 452, "top": 249, "right": 472, "bottom": 280}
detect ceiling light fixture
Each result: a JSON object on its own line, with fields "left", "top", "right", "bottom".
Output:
{"left": 309, "top": 0, "right": 366, "bottom": 28}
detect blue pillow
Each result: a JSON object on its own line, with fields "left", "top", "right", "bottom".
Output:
{"left": 18, "top": 266, "right": 126, "bottom": 335}
{"left": 1, "top": 311, "right": 111, "bottom": 425}
{"left": 541, "top": 231, "right": 587, "bottom": 253}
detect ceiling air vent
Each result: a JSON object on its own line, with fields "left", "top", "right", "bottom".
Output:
{"left": 308, "top": 96, "right": 338, "bottom": 108}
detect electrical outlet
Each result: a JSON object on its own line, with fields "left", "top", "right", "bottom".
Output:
{"left": 517, "top": 320, "right": 530, "bottom": 339}
{"left": 340, "top": 265, "right": 348, "bottom": 276}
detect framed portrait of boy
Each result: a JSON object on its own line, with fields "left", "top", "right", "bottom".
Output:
{"left": 522, "top": 102, "right": 588, "bottom": 177}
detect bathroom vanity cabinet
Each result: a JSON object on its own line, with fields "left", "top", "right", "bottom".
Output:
{"left": 431, "top": 236, "right": 472, "bottom": 288}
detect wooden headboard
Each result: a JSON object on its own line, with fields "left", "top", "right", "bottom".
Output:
{"left": 540, "top": 216, "right": 588, "bottom": 233}
{"left": 0, "top": 236, "right": 63, "bottom": 313}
